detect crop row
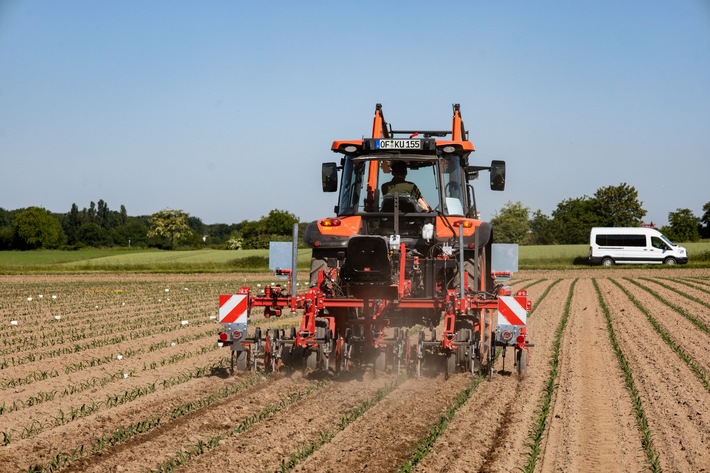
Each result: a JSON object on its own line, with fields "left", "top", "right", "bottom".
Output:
{"left": 611, "top": 279, "right": 709, "bottom": 392}
{"left": 593, "top": 279, "right": 661, "bottom": 472}
{"left": 277, "top": 375, "right": 406, "bottom": 472}
{"left": 25, "top": 371, "right": 272, "bottom": 473}
{"left": 3, "top": 354, "right": 233, "bottom": 446}
{"left": 1, "top": 300, "right": 213, "bottom": 354}
{"left": 519, "top": 280, "right": 576, "bottom": 472}
{"left": 1, "top": 305, "right": 206, "bottom": 354}
{"left": 2, "top": 341, "right": 220, "bottom": 417}
{"left": 1, "top": 315, "right": 214, "bottom": 369}
{"left": 633, "top": 278, "right": 710, "bottom": 333}
{"left": 2, "top": 324, "right": 217, "bottom": 392}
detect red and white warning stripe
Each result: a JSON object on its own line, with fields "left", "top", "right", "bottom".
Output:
{"left": 497, "top": 295, "right": 527, "bottom": 327}
{"left": 219, "top": 294, "right": 248, "bottom": 324}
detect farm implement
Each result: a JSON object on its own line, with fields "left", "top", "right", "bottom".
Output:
{"left": 218, "top": 104, "right": 533, "bottom": 378}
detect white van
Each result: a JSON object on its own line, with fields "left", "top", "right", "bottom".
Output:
{"left": 589, "top": 227, "right": 688, "bottom": 266}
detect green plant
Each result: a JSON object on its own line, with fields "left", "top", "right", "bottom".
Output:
{"left": 520, "top": 279, "right": 577, "bottom": 473}
{"left": 633, "top": 278, "right": 710, "bottom": 334}
{"left": 593, "top": 279, "right": 662, "bottom": 472}
{"left": 611, "top": 279, "right": 709, "bottom": 393}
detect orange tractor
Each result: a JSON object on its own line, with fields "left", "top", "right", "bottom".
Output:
{"left": 218, "top": 104, "right": 531, "bottom": 377}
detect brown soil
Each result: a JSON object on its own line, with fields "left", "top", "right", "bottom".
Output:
{"left": 1, "top": 269, "right": 709, "bottom": 472}
{"left": 538, "top": 279, "right": 645, "bottom": 472}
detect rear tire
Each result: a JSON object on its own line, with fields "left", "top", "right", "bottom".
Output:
{"left": 601, "top": 257, "right": 614, "bottom": 267}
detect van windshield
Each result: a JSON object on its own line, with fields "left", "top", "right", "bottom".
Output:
{"left": 660, "top": 234, "right": 676, "bottom": 247}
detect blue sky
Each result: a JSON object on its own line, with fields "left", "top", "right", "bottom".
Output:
{"left": 1, "top": 1, "right": 708, "bottom": 226}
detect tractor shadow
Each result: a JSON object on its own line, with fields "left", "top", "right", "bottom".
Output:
{"left": 210, "top": 366, "right": 233, "bottom": 379}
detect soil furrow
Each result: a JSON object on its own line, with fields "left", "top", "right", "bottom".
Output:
{"left": 292, "top": 374, "right": 470, "bottom": 472}
{"left": 1, "top": 369, "right": 253, "bottom": 471}
{"left": 410, "top": 279, "right": 571, "bottom": 472}
{"left": 598, "top": 278, "right": 710, "bottom": 472}
{"left": 179, "top": 372, "right": 401, "bottom": 473}
{"left": 2, "top": 270, "right": 709, "bottom": 472}
{"left": 61, "top": 373, "right": 321, "bottom": 472}
{"left": 539, "top": 279, "right": 645, "bottom": 472}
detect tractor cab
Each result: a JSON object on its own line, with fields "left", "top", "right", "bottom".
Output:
{"left": 331, "top": 152, "right": 468, "bottom": 239}
{"left": 305, "top": 104, "right": 505, "bottom": 288}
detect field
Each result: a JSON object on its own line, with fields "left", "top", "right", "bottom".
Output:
{"left": 1, "top": 240, "right": 709, "bottom": 273}
{"left": 1, "top": 268, "right": 709, "bottom": 472}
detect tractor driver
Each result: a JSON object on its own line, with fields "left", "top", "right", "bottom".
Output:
{"left": 381, "top": 161, "right": 432, "bottom": 212}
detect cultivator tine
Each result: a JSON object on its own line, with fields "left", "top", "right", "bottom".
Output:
{"left": 416, "top": 331, "right": 424, "bottom": 378}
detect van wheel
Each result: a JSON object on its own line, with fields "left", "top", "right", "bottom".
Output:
{"left": 663, "top": 257, "right": 677, "bottom": 265}
{"left": 601, "top": 257, "right": 614, "bottom": 267}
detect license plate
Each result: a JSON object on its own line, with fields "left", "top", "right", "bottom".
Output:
{"left": 376, "top": 139, "right": 422, "bottom": 150}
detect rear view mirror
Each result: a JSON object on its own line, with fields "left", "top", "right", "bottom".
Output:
{"left": 322, "top": 162, "right": 338, "bottom": 192}
{"left": 490, "top": 160, "right": 506, "bottom": 191}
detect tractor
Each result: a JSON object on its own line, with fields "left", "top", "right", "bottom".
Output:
{"left": 217, "top": 104, "right": 531, "bottom": 378}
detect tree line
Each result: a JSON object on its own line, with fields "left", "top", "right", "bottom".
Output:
{"left": 491, "top": 183, "right": 710, "bottom": 244}
{"left": 0, "top": 201, "right": 301, "bottom": 250}
{"left": 0, "top": 183, "right": 707, "bottom": 250}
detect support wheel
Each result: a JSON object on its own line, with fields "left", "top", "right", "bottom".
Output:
{"left": 375, "top": 350, "right": 387, "bottom": 373}
{"left": 232, "top": 350, "right": 248, "bottom": 372}
{"left": 516, "top": 348, "right": 527, "bottom": 379}
{"left": 305, "top": 348, "right": 319, "bottom": 370}
{"left": 446, "top": 352, "right": 457, "bottom": 378}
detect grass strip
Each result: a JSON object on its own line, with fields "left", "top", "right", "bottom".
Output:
{"left": 278, "top": 373, "right": 407, "bottom": 472}
{"left": 593, "top": 279, "right": 662, "bottom": 472}
{"left": 149, "top": 379, "right": 331, "bottom": 472}
{"left": 611, "top": 279, "right": 710, "bottom": 393}
{"left": 396, "top": 374, "right": 485, "bottom": 472}
{"left": 25, "top": 372, "right": 266, "bottom": 472}
{"left": 519, "top": 279, "right": 576, "bottom": 473}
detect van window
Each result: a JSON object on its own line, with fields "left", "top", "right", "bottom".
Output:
{"left": 596, "top": 234, "right": 646, "bottom": 247}
{"left": 651, "top": 236, "right": 669, "bottom": 250}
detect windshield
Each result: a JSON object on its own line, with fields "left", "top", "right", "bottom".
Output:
{"left": 660, "top": 234, "right": 676, "bottom": 247}
{"left": 337, "top": 155, "right": 468, "bottom": 216}
{"left": 440, "top": 157, "right": 465, "bottom": 215}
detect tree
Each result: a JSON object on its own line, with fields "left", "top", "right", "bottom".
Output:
{"left": 700, "top": 202, "right": 710, "bottom": 239}
{"left": 490, "top": 201, "right": 530, "bottom": 244}
{"left": 593, "top": 183, "right": 646, "bottom": 227}
{"left": 147, "top": 209, "right": 193, "bottom": 249}
{"left": 76, "top": 222, "right": 109, "bottom": 247}
{"left": 263, "top": 209, "right": 299, "bottom": 235}
{"left": 111, "top": 220, "right": 148, "bottom": 247}
{"left": 118, "top": 205, "right": 128, "bottom": 226}
{"left": 86, "top": 201, "right": 97, "bottom": 223}
{"left": 0, "top": 207, "right": 15, "bottom": 249}
{"left": 97, "top": 199, "right": 110, "bottom": 229}
{"left": 12, "top": 207, "right": 66, "bottom": 249}
{"left": 528, "top": 210, "right": 556, "bottom": 245}
{"left": 551, "top": 196, "right": 602, "bottom": 244}
{"left": 663, "top": 208, "right": 699, "bottom": 242}
{"left": 239, "top": 218, "right": 269, "bottom": 249}
{"left": 63, "top": 203, "right": 82, "bottom": 245}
